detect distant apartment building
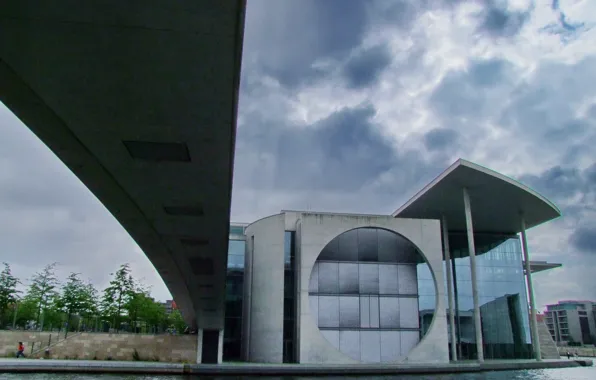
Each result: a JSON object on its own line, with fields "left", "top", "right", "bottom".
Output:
{"left": 545, "top": 300, "right": 596, "bottom": 345}
{"left": 161, "top": 300, "right": 177, "bottom": 315}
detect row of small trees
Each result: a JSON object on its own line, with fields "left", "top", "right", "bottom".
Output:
{"left": 0, "top": 262, "right": 187, "bottom": 335}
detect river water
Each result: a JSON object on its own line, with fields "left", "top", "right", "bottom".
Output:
{"left": 1, "top": 366, "right": 595, "bottom": 380}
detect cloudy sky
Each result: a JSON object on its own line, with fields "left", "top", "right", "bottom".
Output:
{"left": 1, "top": 0, "right": 595, "bottom": 309}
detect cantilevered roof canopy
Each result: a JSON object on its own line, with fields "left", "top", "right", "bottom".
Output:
{"left": 393, "top": 159, "right": 561, "bottom": 234}
{"left": 525, "top": 261, "right": 563, "bottom": 274}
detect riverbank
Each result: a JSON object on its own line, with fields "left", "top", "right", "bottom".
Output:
{"left": 0, "top": 358, "right": 592, "bottom": 376}
{"left": 0, "top": 331, "right": 195, "bottom": 362}
{"left": 558, "top": 346, "right": 596, "bottom": 357}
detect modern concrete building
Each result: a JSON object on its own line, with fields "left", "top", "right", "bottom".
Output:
{"left": 545, "top": 301, "right": 596, "bottom": 345}
{"left": 223, "top": 159, "right": 563, "bottom": 364}
{"left": 0, "top": 0, "right": 246, "bottom": 364}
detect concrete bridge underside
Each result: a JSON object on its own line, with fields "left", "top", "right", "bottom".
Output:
{"left": 0, "top": 0, "right": 246, "bottom": 360}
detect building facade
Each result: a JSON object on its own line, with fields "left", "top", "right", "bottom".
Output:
{"left": 161, "top": 300, "right": 177, "bottom": 315}
{"left": 545, "top": 300, "right": 596, "bottom": 345}
{"left": 219, "top": 159, "right": 563, "bottom": 364}
{"left": 223, "top": 223, "right": 247, "bottom": 361}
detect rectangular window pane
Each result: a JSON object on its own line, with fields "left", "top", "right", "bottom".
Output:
{"left": 398, "top": 265, "right": 418, "bottom": 295}
{"left": 358, "top": 228, "right": 378, "bottom": 261}
{"left": 370, "top": 295, "right": 380, "bottom": 328}
{"left": 319, "top": 262, "right": 339, "bottom": 293}
{"left": 321, "top": 330, "right": 339, "bottom": 350}
{"left": 309, "top": 263, "right": 319, "bottom": 293}
{"left": 379, "top": 297, "right": 400, "bottom": 328}
{"left": 379, "top": 264, "right": 399, "bottom": 294}
{"left": 359, "top": 264, "right": 379, "bottom": 294}
{"left": 284, "top": 231, "right": 292, "bottom": 265}
{"left": 339, "top": 296, "right": 360, "bottom": 328}
{"left": 227, "top": 254, "right": 244, "bottom": 269}
{"left": 340, "top": 330, "right": 360, "bottom": 361}
{"left": 381, "top": 331, "right": 401, "bottom": 362}
{"left": 338, "top": 230, "right": 358, "bottom": 261}
{"left": 339, "top": 263, "right": 359, "bottom": 294}
{"left": 360, "top": 296, "right": 370, "bottom": 328}
{"left": 399, "top": 297, "right": 419, "bottom": 328}
{"left": 377, "top": 229, "right": 399, "bottom": 263}
{"left": 319, "top": 235, "right": 340, "bottom": 261}
{"left": 360, "top": 331, "right": 381, "bottom": 362}
{"left": 228, "top": 240, "right": 245, "bottom": 256}
{"left": 309, "top": 296, "right": 319, "bottom": 325}
{"left": 318, "top": 296, "right": 339, "bottom": 328}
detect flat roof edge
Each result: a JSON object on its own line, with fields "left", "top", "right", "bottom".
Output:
{"left": 392, "top": 159, "right": 562, "bottom": 222}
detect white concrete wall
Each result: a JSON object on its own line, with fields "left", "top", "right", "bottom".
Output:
{"left": 243, "top": 214, "right": 285, "bottom": 363}
{"left": 296, "top": 213, "right": 449, "bottom": 364}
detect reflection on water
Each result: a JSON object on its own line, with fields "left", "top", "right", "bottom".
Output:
{"left": 1, "top": 367, "right": 595, "bottom": 380}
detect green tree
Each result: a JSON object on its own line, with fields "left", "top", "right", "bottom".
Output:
{"left": 0, "top": 263, "right": 20, "bottom": 327}
{"left": 14, "top": 295, "right": 38, "bottom": 328}
{"left": 168, "top": 309, "right": 187, "bottom": 334}
{"left": 125, "top": 281, "right": 149, "bottom": 333}
{"left": 80, "top": 281, "right": 99, "bottom": 331}
{"left": 56, "top": 273, "right": 88, "bottom": 336}
{"left": 126, "top": 287, "right": 167, "bottom": 334}
{"left": 27, "top": 263, "right": 60, "bottom": 330}
{"left": 100, "top": 264, "right": 133, "bottom": 331}
{"left": 140, "top": 298, "right": 167, "bottom": 334}
{"left": 40, "top": 293, "right": 64, "bottom": 331}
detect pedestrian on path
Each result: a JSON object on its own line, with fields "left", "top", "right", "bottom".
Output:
{"left": 16, "top": 342, "right": 25, "bottom": 358}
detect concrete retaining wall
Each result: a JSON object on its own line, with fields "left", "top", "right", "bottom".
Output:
{"left": 0, "top": 331, "right": 196, "bottom": 362}
{"left": 558, "top": 346, "right": 596, "bottom": 357}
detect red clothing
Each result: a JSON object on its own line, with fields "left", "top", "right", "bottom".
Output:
{"left": 18, "top": 344, "right": 24, "bottom": 351}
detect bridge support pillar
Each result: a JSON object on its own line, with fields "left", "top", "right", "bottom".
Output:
{"left": 196, "top": 328, "right": 224, "bottom": 364}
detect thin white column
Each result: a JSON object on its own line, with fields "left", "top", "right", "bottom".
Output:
{"left": 521, "top": 216, "right": 542, "bottom": 361}
{"left": 217, "top": 329, "right": 224, "bottom": 364}
{"left": 196, "top": 328, "right": 203, "bottom": 364}
{"left": 463, "top": 187, "right": 484, "bottom": 362}
{"left": 442, "top": 215, "right": 458, "bottom": 361}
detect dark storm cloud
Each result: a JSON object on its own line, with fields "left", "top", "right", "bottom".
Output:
{"left": 243, "top": 0, "right": 374, "bottom": 89}
{"left": 569, "top": 226, "right": 596, "bottom": 255}
{"left": 520, "top": 166, "right": 584, "bottom": 200}
{"left": 477, "top": 0, "right": 533, "bottom": 37}
{"left": 520, "top": 163, "right": 596, "bottom": 256}
{"left": 237, "top": 104, "right": 396, "bottom": 192}
{"left": 551, "top": 0, "right": 559, "bottom": 10}
{"left": 423, "top": 128, "right": 459, "bottom": 151}
{"left": 429, "top": 58, "right": 512, "bottom": 120}
{"left": 343, "top": 44, "right": 392, "bottom": 89}
{"left": 499, "top": 57, "right": 596, "bottom": 144}
{"left": 550, "top": 0, "right": 583, "bottom": 32}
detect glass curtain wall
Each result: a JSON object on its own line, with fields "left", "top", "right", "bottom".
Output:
{"left": 283, "top": 231, "right": 297, "bottom": 363}
{"left": 308, "top": 228, "right": 433, "bottom": 362}
{"left": 447, "top": 233, "right": 533, "bottom": 360}
{"left": 224, "top": 238, "right": 245, "bottom": 361}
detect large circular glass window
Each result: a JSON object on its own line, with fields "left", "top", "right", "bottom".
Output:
{"left": 308, "top": 227, "right": 434, "bottom": 362}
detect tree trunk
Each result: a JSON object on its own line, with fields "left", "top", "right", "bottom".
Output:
{"left": 65, "top": 311, "right": 71, "bottom": 338}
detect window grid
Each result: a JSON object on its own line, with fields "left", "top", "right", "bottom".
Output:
{"left": 309, "top": 228, "right": 429, "bottom": 363}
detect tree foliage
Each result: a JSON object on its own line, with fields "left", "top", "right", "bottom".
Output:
{"left": 27, "top": 263, "right": 60, "bottom": 329}
{"left": 2, "top": 261, "right": 182, "bottom": 335}
{"left": 56, "top": 273, "right": 98, "bottom": 334}
{"left": 100, "top": 264, "right": 134, "bottom": 330}
{"left": 0, "top": 263, "right": 20, "bottom": 327}
{"left": 168, "top": 309, "right": 187, "bottom": 334}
